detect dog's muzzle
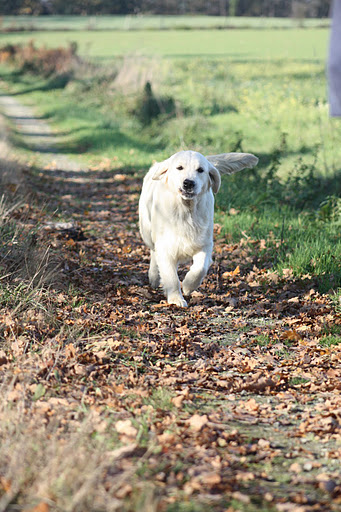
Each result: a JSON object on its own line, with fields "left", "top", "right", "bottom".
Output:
{"left": 180, "top": 179, "right": 196, "bottom": 199}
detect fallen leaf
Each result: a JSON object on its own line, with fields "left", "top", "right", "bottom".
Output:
{"left": 115, "top": 419, "right": 137, "bottom": 438}
{"left": 27, "top": 503, "right": 50, "bottom": 512}
{"left": 0, "top": 350, "right": 8, "bottom": 366}
{"left": 33, "top": 384, "right": 46, "bottom": 401}
{"left": 282, "top": 330, "right": 302, "bottom": 342}
{"left": 289, "top": 462, "right": 302, "bottom": 473}
{"left": 232, "top": 491, "right": 251, "bottom": 504}
{"left": 222, "top": 265, "right": 240, "bottom": 278}
{"left": 0, "top": 476, "right": 11, "bottom": 492}
{"left": 201, "top": 472, "right": 221, "bottom": 486}
{"left": 276, "top": 504, "right": 306, "bottom": 512}
{"left": 171, "top": 395, "right": 185, "bottom": 408}
{"left": 115, "top": 484, "right": 133, "bottom": 499}
{"left": 158, "top": 432, "right": 176, "bottom": 445}
{"left": 187, "top": 414, "right": 208, "bottom": 432}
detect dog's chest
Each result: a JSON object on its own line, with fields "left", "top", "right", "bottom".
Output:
{"left": 171, "top": 205, "right": 212, "bottom": 257}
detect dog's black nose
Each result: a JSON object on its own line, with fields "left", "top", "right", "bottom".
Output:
{"left": 183, "top": 179, "right": 195, "bottom": 190}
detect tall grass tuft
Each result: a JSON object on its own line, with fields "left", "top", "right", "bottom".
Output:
{"left": 0, "top": 151, "right": 59, "bottom": 343}
{"left": 134, "top": 81, "right": 176, "bottom": 126}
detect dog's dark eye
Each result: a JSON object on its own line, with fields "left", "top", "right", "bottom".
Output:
{"left": 177, "top": 165, "right": 184, "bottom": 170}
{"left": 197, "top": 167, "right": 204, "bottom": 173}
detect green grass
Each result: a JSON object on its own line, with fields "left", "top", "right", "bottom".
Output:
{"left": 144, "top": 388, "right": 175, "bottom": 411}
{"left": 254, "top": 335, "right": 272, "bottom": 346}
{"left": 217, "top": 203, "right": 340, "bottom": 289}
{"left": 319, "top": 325, "right": 341, "bottom": 346}
{"left": 319, "top": 335, "right": 341, "bottom": 347}
{"left": 0, "top": 23, "right": 340, "bottom": 292}
{"left": 0, "top": 27, "right": 329, "bottom": 61}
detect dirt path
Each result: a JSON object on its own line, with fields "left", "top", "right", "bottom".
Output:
{"left": 0, "top": 91, "right": 82, "bottom": 171}
{"left": 1, "top": 93, "right": 341, "bottom": 511}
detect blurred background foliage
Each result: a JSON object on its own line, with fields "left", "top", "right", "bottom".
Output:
{"left": 0, "top": 0, "right": 332, "bottom": 18}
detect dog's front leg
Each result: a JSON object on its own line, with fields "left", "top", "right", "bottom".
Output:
{"left": 182, "top": 250, "right": 212, "bottom": 296}
{"left": 156, "top": 248, "right": 187, "bottom": 307}
{"left": 148, "top": 250, "right": 160, "bottom": 288}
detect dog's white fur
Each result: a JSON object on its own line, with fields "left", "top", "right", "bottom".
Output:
{"left": 139, "top": 150, "right": 258, "bottom": 306}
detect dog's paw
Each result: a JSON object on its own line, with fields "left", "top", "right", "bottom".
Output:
{"left": 182, "top": 283, "right": 193, "bottom": 296}
{"left": 182, "top": 273, "right": 203, "bottom": 297}
{"left": 167, "top": 294, "right": 188, "bottom": 307}
{"left": 182, "top": 280, "right": 198, "bottom": 297}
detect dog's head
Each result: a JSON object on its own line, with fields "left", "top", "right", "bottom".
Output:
{"left": 152, "top": 151, "right": 221, "bottom": 200}
{"left": 152, "top": 150, "right": 258, "bottom": 200}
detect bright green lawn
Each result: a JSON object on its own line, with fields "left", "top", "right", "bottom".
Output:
{"left": 0, "top": 28, "right": 329, "bottom": 61}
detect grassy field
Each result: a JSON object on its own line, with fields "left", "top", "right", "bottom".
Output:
{"left": 0, "top": 19, "right": 340, "bottom": 511}
{"left": 0, "top": 27, "right": 329, "bottom": 60}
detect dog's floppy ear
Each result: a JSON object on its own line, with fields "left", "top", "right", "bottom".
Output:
{"left": 206, "top": 153, "right": 258, "bottom": 175}
{"left": 151, "top": 158, "right": 171, "bottom": 180}
{"left": 208, "top": 164, "right": 221, "bottom": 194}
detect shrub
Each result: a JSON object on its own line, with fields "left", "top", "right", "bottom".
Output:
{"left": 0, "top": 40, "right": 80, "bottom": 78}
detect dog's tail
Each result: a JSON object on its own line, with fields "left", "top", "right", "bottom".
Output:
{"left": 206, "top": 153, "right": 258, "bottom": 175}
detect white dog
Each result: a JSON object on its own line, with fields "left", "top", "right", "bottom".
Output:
{"left": 139, "top": 150, "right": 258, "bottom": 307}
